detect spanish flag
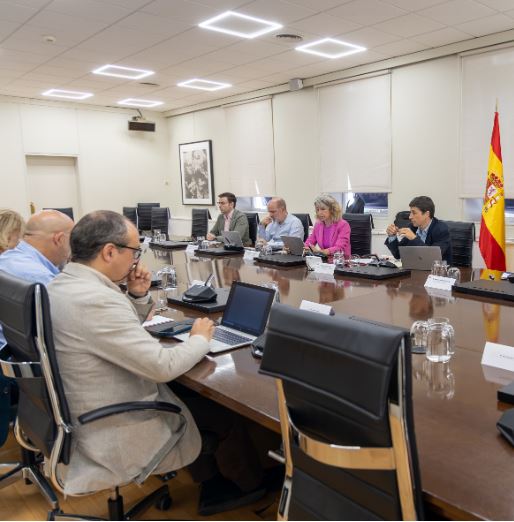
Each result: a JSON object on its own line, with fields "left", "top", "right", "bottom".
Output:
{"left": 479, "top": 111, "right": 506, "bottom": 279}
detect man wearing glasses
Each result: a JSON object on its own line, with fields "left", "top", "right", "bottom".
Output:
{"left": 0, "top": 209, "right": 74, "bottom": 347}
{"left": 206, "top": 192, "right": 251, "bottom": 246}
{"left": 47, "top": 211, "right": 267, "bottom": 516}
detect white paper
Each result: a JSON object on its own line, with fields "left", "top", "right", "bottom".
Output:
{"left": 481, "top": 342, "right": 514, "bottom": 373}
{"left": 189, "top": 279, "right": 205, "bottom": 287}
{"left": 305, "top": 256, "right": 323, "bottom": 270}
{"left": 185, "top": 244, "right": 198, "bottom": 255}
{"left": 300, "top": 300, "right": 333, "bottom": 316}
{"left": 424, "top": 274, "right": 455, "bottom": 291}
{"left": 142, "top": 315, "right": 173, "bottom": 327}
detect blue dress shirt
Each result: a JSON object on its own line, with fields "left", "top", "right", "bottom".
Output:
{"left": 257, "top": 213, "right": 305, "bottom": 246}
{"left": 0, "top": 241, "right": 59, "bottom": 346}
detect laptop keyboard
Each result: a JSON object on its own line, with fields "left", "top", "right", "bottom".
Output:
{"left": 213, "top": 328, "right": 251, "bottom": 346}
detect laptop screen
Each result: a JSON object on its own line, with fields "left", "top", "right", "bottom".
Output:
{"left": 222, "top": 282, "right": 275, "bottom": 336}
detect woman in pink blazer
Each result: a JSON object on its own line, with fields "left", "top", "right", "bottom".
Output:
{"left": 304, "top": 195, "right": 351, "bottom": 257}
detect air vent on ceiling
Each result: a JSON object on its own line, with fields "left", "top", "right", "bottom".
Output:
{"left": 275, "top": 33, "right": 303, "bottom": 42}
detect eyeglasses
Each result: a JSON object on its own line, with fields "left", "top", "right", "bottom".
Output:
{"left": 113, "top": 243, "right": 143, "bottom": 261}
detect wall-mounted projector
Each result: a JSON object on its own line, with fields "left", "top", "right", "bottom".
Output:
{"left": 128, "top": 116, "right": 155, "bottom": 132}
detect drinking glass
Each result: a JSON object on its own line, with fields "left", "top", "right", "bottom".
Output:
{"left": 159, "top": 233, "right": 167, "bottom": 243}
{"left": 426, "top": 319, "right": 455, "bottom": 363}
{"left": 158, "top": 265, "right": 177, "bottom": 289}
{"left": 333, "top": 252, "right": 344, "bottom": 266}
{"left": 153, "top": 229, "right": 161, "bottom": 243}
{"left": 263, "top": 244, "right": 273, "bottom": 256}
{"left": 196, "top": 236, "right": 205, "bottom": 248}
{"left": 410, "top": 320, "right": 428, "bottom": 354}
{"left": 155, "top": 288, "right": 167, "bottom": 311}
{"left": 447, "top": 267, "right": 461, "bottom": 283}
{"left": 424, "top": 360, "right": 455, "bottom": 400}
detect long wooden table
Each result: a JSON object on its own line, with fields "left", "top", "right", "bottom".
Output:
{"left": 145, "top": 247, "right": 514, "bottom": 520}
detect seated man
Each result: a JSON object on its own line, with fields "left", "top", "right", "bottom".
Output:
{"left": 385, "top": 196, "right": 452, "bottom": 264}
{"left": 206, "top": 192, "right": 250, "bottom": 246}
{"left": 0, "top": 209, "right": 74, "bottom": 346}
{"left": 257, "top": 197, "right": 304, "bottom": 248}
{"left": 47, "top": 211, "right": 265, "bottom": 514}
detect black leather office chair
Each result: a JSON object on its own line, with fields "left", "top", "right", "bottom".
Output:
{"left": 445, "top": 221, "right": 475, "bottom": 267}
{"left": 244, "top": 212, "right": 260, "bottom": 246}
{"left": 137, "top": 202, "right": 160, "bottom": 231}
{"left": 122, "top": 206, "right": 138, "bottom": 228}
{"left": 292, "top": 213, "right": 313, "bottom": 241}
{"left": 394, "top": 211, "right": 411, "bottom": 229}
{"left": 151, "top": 207, "right": 170, "bottom": 239}
{"left": 343, "top": 213, "right": 374, "bottom": 257}
{"left": 0, "top": 271, "right": 176, "bottom": 520}
{"left": 260, "top": 304, "right": 424, "bottom": 521}
{"left": 345, "top": 194, "right": 365, "bottom": 214}
{"left": 43, "top": 207, "right": 74, "bottom": 220}
{"left": 191, "top": 208, "right": 211, "bottom": 239}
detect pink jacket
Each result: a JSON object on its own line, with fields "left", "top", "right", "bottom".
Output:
{"left": 305, "top": 219, "right": 351, "bottom": 256}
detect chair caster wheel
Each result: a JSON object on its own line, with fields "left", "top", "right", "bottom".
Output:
{"left": 155, "top": 493, "right": 173, "bottom": 511}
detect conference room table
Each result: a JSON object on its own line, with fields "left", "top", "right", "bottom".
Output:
{"left": 144, "top": 245, "right": 514, "bottom": 520}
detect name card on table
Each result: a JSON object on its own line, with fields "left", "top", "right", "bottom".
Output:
{"left": 313, "top": 263, "right": 336, "bottom": 275}
{"left": 185, "top": 244, "right": 198, "bottom": 255}
{"left": 243, "top": 249, "right": 260, "bottom": 262}
{"left": 300, "top": 300, "right": 334, "bottom": 316}
{"left": 424, "top": 274, "right": 456, "bottom": 292}
{"left": 481, "top": 342, "right": 514, "bottom": 373}
{"left": 305, "top": 256, "right": 323, "bottom": 271}
{"left": 141, "top": 236, "right": 152, "bottom": 251}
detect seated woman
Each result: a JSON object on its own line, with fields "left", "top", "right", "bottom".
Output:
{"left": 305, "top": 195, "right": 351, "bottom": 257}
{"left": 0, "top": 209, "right": 25, "bottom": 255}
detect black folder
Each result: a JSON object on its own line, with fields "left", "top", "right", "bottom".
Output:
{"left": 334, "top": 265, "right": 411, "bottom": 280}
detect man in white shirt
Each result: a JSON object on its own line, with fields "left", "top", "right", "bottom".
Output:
{"left": 257, "top": 198, "right": 304, "bottom": 247}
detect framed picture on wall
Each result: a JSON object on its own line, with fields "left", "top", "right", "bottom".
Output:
{"left": 179, "top": 140, "right": 214, "bottom": 205}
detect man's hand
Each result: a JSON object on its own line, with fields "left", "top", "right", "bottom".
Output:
{"left": 386, "top": 224, "right": 399, "bottom": 237}
{"left": 190, "top": 317, "right": 215, "bottom": 341}
{"left": 206, "top": 232, "right": 215, "bottom": 241}
{"left": 261, "top": 214, "right": 272, "bottom": 227}
{"left": 127, "top": 262, "right": 152, "bottom": 297}
{"left": 398, "top": 227, "right": 416, "bottom": 240}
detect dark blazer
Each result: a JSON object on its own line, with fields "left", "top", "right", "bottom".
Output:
{"left": 385, "top": 217, "right": 453, "bottom": 264}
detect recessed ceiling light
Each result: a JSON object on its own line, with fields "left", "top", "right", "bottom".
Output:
{"left": 177, "top": 79, "right": 231, "bottom": 92}
{"left": 117, "top": 98, "right": 163, "bottom": 108}
{"left": 42, "top": 89, "right": 93, "bottom": 100}
{"left": 199, "top": 11, "right": 282, "bottom": 39}
{"left": 296, "top": 38, "right": 366, "bottom": 59}
{"left": 92, "top": 64, "right": 154, "bottom": 80}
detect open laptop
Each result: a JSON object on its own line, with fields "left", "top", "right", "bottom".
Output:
{"left": 281, "top": 235, "right": 304, "bottom": 256}
{"left": 174, "top": 281, "right": 276, "bottom": 353}
{"left": 399, "top": 246, "right": 442, "bottom": 270}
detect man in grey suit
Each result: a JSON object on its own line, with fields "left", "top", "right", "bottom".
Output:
{"left": 47, "top": 211, "right": 267, "bottom": 515}
{"left": 206, "top": 192, "right": 251, "bottom": 246}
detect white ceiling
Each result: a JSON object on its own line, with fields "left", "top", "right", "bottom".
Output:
{"left": 2, "top": 0, "right": 514, "bottom": 112}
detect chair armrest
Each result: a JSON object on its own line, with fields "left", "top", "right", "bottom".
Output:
{"left": 78, "top": 401, "right": 182, "bottom": 425}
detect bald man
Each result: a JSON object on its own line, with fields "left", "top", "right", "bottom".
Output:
{"left": 0, "top": 209, "right": 74, "bottom": 346}
{"left": 257, "top": 197, "right": 304, "bottom": 247}
{"left": 0, "top": 208, "right": 73, "bottom": 283}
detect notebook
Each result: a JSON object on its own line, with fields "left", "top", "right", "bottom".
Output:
{"left": 174, "top": 281, "right": 276, "bottom": 353}
{"left": 399, "top": 246, "right": 442, "bottom": 270}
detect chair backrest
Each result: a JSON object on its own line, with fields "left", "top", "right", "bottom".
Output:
{"left": 0, "top": 272, "right": 72, "bottom": 493}
{"left": 137, "top": 203, "right": 160, "bottom": 231}
{"left": 445, "top": 221, "right": 475, "bottom": 267}
{"left": 244, "top": 212, "right": 260, "bottom": 246}
{"left": 292, "top": 213, "right": 313, "bottom": 241}
{"left": 343, "top": 213, "right": 373, "bottom": 256}
{"left": 191, "top": 208, "right": 211, "bottom": 239}
{"left": 394, "top": 211, "right": 411, "bottom": 229}
{"left": 151, "top": 207, "right": 170, "bottom": 239}
{"left": 260, "top": 304, "right": 423, "bottom": 521}
{"left": 43, "top": 207, "right": 74, "bottom": 220}
{"left": 122, "top": 206, "right": 138, "bottom": 228}
{"left": 345, "top": 194, "right": 365, "bottom": 214}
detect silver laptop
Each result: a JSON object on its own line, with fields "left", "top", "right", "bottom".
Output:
{"left": 399, "top": 246, "right": 442, "bottom": 270}
{"left": 174, "top": 281, "right": 276, "bottom": 353}
{"left": 281, "top": 235, "right": 304, "bottom": 256}
{"left": 222, "top": 230, "right": 244, "bottom": 248}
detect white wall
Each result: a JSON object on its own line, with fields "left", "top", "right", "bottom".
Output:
{"left": 0, "top": 98, "right": 172, "bottom": 220}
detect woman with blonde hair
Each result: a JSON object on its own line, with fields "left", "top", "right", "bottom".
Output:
{"left": 0, "top": 209, "right": 25, "bottom": 254}
{"left": 304, "top": 194, "right": 351, "bottom": 257}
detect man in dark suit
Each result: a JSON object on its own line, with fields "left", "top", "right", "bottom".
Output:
{"left": 385, "top": 196, "right": 452, "bottom": 264}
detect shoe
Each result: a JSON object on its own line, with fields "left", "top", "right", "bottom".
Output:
{"left": 198, "top": 474, "right": 266, "bottom": 516}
